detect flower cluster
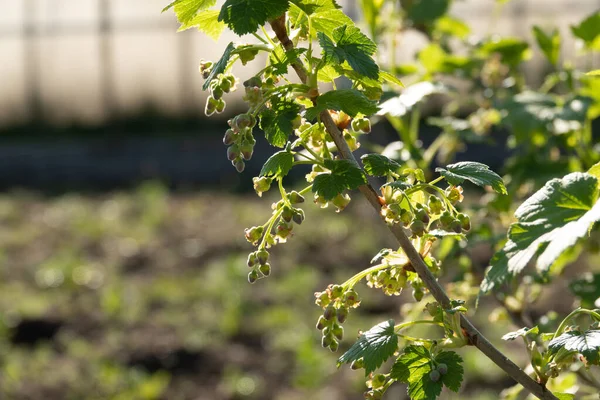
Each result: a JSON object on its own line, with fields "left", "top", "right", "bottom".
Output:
{"left": 315, "top": 285, "right": 361, "bottom": 351}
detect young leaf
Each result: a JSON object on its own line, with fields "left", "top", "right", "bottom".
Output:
{"left": 203, "top": 42, "right": 235, "bottom": 90}
{"left": 532, "top": 26, "right": 560, "bottom": 65}
{"left": 289, "top": 1, "right": 354, "bottom": 38}
{"left": 436, "top": 161, "right": 507, "bottom": 195}
{"left": 570, "top": 11, "right": 600, "bottom": 50}
{"left": 259, "top": 99, "right": 301, "bottom": 148}
{"left": 548, "top": 329, "right": 600, "bottom": 365}
{"left": 406, "top": 0, "right": 450, "bottom": 24}
{"left": 337, "top": 319, "right": 398, "bottom": 375}
{"left": 318, "top": 25, "right": 379, "bottom": 80}
{"left": 391, "top": 346, "right": 463, "bottom": 400}
{"left": 379, "top": 70, "right": 404, "bottom": 87}
{"left": 306, "top": 89, "right": 378, "bottom": 119}
{"left": 179, "top": 10, "right": 226, "bottom": 40}
{"left": 481, "top": 172, "right": 600, "bottom": 294}
{"left": 312, "top": 159, "right": 367, "bottom": 201}
{"left": 502, "top": 326, "right": 540, "bottom": 341}
{"left": 163, "top": 0, "right": 217, "bottom": 23}
{"left": 260, "top": 150, "right": 294, "bottom": 178}
{"left": 218, "top": 0, "right": 290, "bottom": 36}
{"left": 361, "top": 154, "right": 401, "bottom": 177}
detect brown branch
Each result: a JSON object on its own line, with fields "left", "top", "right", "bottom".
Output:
{"left": 269, "top": 17, "right": 558, "bottom": 400}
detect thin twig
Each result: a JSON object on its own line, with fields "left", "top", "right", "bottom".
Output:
{"left": 269, "top": 16, "right": 558, "bottom": 400}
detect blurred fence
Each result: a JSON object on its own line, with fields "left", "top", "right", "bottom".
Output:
{"left": 0, "top": 0, "right": 599, "bottom": 127}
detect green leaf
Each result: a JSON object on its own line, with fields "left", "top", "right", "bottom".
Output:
{"left": 406, "top": 0, "right": 450, "bottom": 24}
{"left": 318, "top": 25, "right": 379, "bottom": 80}
{"left": 391, "top": 346, "right": 463, "bottom": 399}
{"left": 549, "top": 329, "right": 600, "bottom": 365}
{"left": 337, "top": 319, "right": 398, "bottom": 375}
{"left": 569, "top": 273, "right": 600, "bottom": 309}
{"left": 477, "top": 37, "right": 531, "bottom": 66}
{"left": 436, "top": 161, "right": 507, "bottom": 195}
{"left": 218, "top": 0, "right": 290, "bottom": 36}
{"left": 571, "top": 11, "right": 600, "bottom": 50}
{"left": 289, "top": 1, "right": 354, "bottom": 38}
{"left": 435, "top": 16, "right": 470, "bottom": 39}
{"left": 313, "top": 159, "right": 367, "bottom": 201}
{"left": 587, "top": 70, "right": 600, "bottom": 76}
{"left": 502, "top": 326, "right": 540, "bottom": 341}
{"left": 532, "top": 26, "right": 560, "bottom": 65}
{"left": 361, "top": 154, "right": 401, "bottom": 177}
{"left": 317, "top": 65, "right": 341, "bottom": 83}
{"left": 203, "top": 42, "right": 235, "bottom": 90}
{"left": 270, "top": 47, "right": 307, "bottom": 75}
{"left": 379, "top": 71, "right": 404, "bottom": 87}
{"left": 481, "top": 172, "right": 600, "bottom": 293}
{"left": 260, "top": 150, "right": 294, "bottom": 178}
{"left": 180, "top": 10, "right": 226, "bottom": 40}
{"left": 163, "top": 0, "right": 216, "bottom": 23}
{"left": 259, "top": 99, "right": 301, "bottom": 148}
{"left": 307, "top": 89, "right": 378, "bottom": 119}
{"left": 435, "top": 351, "right": 464, "bottom": 392}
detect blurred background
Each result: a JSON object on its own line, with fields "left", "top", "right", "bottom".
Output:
{"left": 0, "top": 1, "right": 599, "bottom": 399}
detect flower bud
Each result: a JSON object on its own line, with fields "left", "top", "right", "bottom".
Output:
{"left": 227, "top": 144, "right": 239, "bottom": 161}
{"left": 332, "top": 193, "right": 351, "bottom": 212}
{"left": 282, "top": 206, "right": 293, "bottom": 223}
{"left": 428, "top": 195, "right": 444, "bottom": 214}
{"left": 336, "top": 307, "right": 349, "bottom": 323}
{"left": 256, "top": 249, "right": 269, "bottom": 265}
{"left": 212, "top": 86, "right": 224, "bottom": 100}
{"left": 223, "top": 129, "right": 236, "bottom": 145}
{"left": 329, "top": 285, "right": 344, "bottom": 299}
{"left": 292, "top": 209, "right": 305, "bottom": 225}
{"left": 315, "top": 291, "right": 331, "bottom": 308}
{"left": 439, "top": 211, "right": 454, "bottom": 228}
{"left": 258, "top": 263, "right": 271, "bottom": 276}
{"left": 371, "top": 374, "right": 386, "bottom": 389}
{"left": 248, "top": 269, "right": 259, "bottom": 284}
{"left": 412, "top": 287, "right": 424, "bottom": 302}
{"left": 415, "top": 208, "right": 430, "bottom": 224}
{"left": 342, "top": 289, "right": 360, "bottom": 307}
{"left": 350, "top": 358, "right": 364, "bottom": 370}
{"left": 332, "top": 324, "right": 344, "bottom": 341}
{"left": 240, "top": 143, "right": 254, "bottom": 160}
{"left": 328, "top": 339, "right": 339, "bottom": 352}
{"left": 247, "top": 252, "right": 258, "bottom": 268}
{"left": 215, "top": 99, "right": 226, "bottom": 113}
{"left": 437, "top": 363, "right": 448, "bottom": 375}
{"left": 234, "top": 159, "right": 245, "bottom": 173}
{"left": 252, "top": 176, "right": 272, "bottom": 197}
{"left": 316, "top": 315, "right": 327, "bottom": 330}
{"left": 457, "top": 213, "right": 471, "bottom": 231}
{"left": 321, "top": 333, "right": 333, "bottom": 348}
{"left": 400, "top": 209, "right": 413, "bottom": 227}
{"left": 289, "top": 191, "right": 305, "bottom": 204}
{"left": 244, "top": 226, "right": 264, "bottom": 244}
{"left": 429, "top": 370, "right": 441, "bottom": 382}
{"left": 450, "top": 220, "right": 463, "bottom": 234}
{"left": 323, "top": 305, "right": 336, "bottom": 321}
{"left": 410, "top": 220, "right": 426, "bottom": 237}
